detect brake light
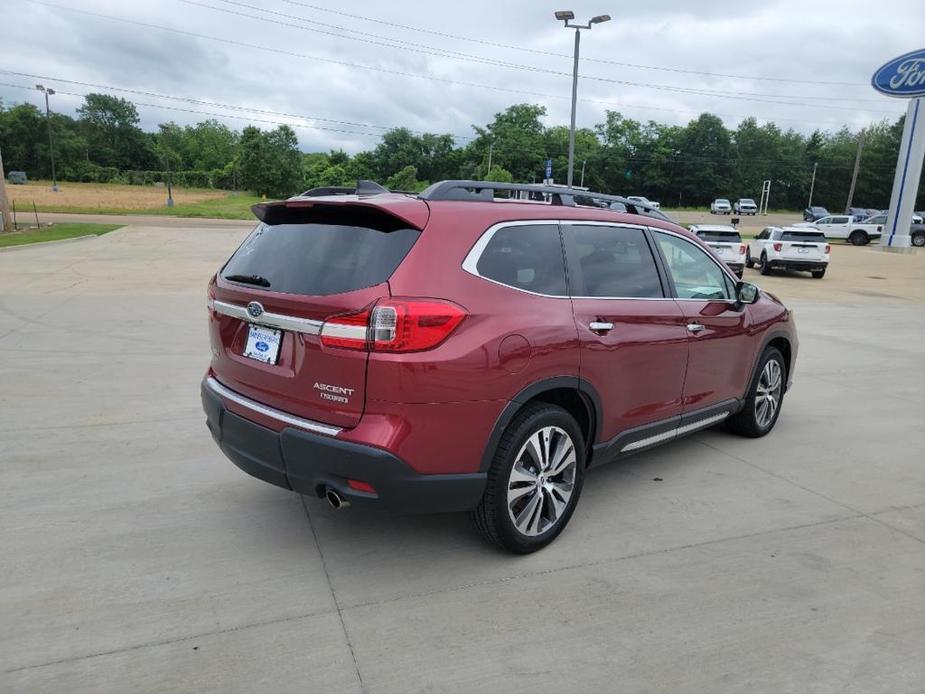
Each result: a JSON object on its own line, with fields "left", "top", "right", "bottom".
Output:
{"left": 773, "top": 243, "right": 783, "bottom": 252}
{"left": 739, "top": 245, "right": 746, "bottom": 254}
{"left": 824, "top": 244, "right": 831, "bottom": 254}
{"left": 320, "top": 299, "right": 467, "bottom": 353}
{"left": 319, "top": 308, "right": 370, "bottom": 350}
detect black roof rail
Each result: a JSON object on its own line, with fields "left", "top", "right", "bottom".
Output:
{"left": 418, "top": 180, "right": 673, "bottom": 221}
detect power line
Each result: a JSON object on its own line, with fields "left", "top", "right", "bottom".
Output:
{"left": 0, "top": 81, "right": 398, "bottom": 140}
{"left": 22, "top": 0, "right": 900, "bottom": 118}
{"left": 0, "top": 70, "right": 474, "bottom": 141}
{"left": 279, "top": 0, "right": 869, "bottom": 88}
{"left": 187, "top": 0, "right": 889, "bottom": 107}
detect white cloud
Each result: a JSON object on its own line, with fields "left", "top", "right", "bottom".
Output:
{"left": 1, "top": 0, "right": 918, "bottom": 152}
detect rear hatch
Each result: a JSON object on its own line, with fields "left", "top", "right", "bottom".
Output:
{"left": 695, "top": 229, "right": 744, "bottom": 261}
{"left": 208, "top": 197, "right": 427, "bottom": 428}
{"left": 779, "top": 230, "right": 827, "bottom": 261}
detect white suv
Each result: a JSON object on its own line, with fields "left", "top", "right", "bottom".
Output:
{"left": 710, "top": 198, "right": 732, "bottom": 214}
{"left": 734, "top": 198, "right": 758, "bottom": 215}
{"left": 690, "top": 224, "right": 746, "bottom": 277}
{"left": 747, "top": 227, "right": 830, "bottom": 279}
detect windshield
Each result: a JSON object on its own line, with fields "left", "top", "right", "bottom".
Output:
{"left": 222, "top": 222, "right": 420, "bottom": 295}
{"left": 740, "top": 199, "right": 756, "bottom": 205}
{"left": 697, "top": 230, "right": 742, "bottom": 242}
{"left": 781, "top": 231, "right": 826, "bottom": 242}
{"left": 715, "top": 199, "right": 730, "bottom": 204}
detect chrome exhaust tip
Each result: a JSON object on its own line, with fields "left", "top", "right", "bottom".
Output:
{"left": 325, "top": 487, "right": 350, "bottom": 510}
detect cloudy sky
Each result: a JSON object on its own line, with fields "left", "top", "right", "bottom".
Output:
{"left": 1, "top": 0, "right": 922, "bottom": 152}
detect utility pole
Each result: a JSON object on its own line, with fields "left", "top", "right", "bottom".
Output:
{"left": 555, "top": 11, "right": 610, "bottom": 188}
{"left": 0, "top": 146, "right": 12, "bottom": 233}
{"left": 844, "top": 133, "right": 864, "bottom": 212}
{"left": 486, "top": 142, "right": 493, "bottom": 178}
{"left": 579, "top": 160, "right": 586, "bottom": 188}
{"left": 35, "top": 85, "right": 59, "bottom": 192}
{"left": 807, "top": 162, "right": 817, "bottom": 208}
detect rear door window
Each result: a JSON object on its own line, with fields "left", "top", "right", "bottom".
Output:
{"left": 222, "top": 221, "right": 419, "bottom": 296}
{"left": 566, "top": 225, "right": 664, "bottom": 298}
{"left": 474, "top": 224, "right": 567, "bottom": 296}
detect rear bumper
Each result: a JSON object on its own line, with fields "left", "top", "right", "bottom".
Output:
{"left": 768, "top": 259, "right": 828, "bottom": 272}
{"left": 202, "top": 378, "right": 486, "bottom": 514}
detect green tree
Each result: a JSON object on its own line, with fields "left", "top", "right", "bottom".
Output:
{"left": 237, "top": 125, "right": 303, "bottom": 197}
{"left": 77, "top": 93, "right": 155, "bottom": 170}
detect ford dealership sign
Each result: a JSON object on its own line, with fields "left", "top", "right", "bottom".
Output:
{"left": 871, "top": 49, "right": 925, "bottom": 98}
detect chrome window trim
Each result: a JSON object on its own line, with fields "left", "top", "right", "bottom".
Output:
{"left": 461, "top": 220, "right": 743, "bottom": 302}
{"left": 205, "top": 376, "right": 343, "bottom": 437}
{"left": 210, "top": 299, "right": 323, "bottom": 335}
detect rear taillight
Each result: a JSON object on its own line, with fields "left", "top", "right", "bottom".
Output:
{"left": 320, "top": 298, "right": 467, "bottom": 353}
{"left": 773, "top": 243, "right": 783, "bottom": 252}
{"left": 739, "top": 245, "right": 746, "bottom": 254}
{"left": 824, "top": 244, "right": 831, "bottom": 254}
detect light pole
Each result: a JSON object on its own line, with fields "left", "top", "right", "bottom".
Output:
{"left": 554, "top": 10, "right": 610, "bottom": 188}
{"left": 35, "top": 85, "right": 59, "bottom": 192}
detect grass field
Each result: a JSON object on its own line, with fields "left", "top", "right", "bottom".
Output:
{"left": 7, "top": 181, "right": 261, "bottom": 220}
{"left": 0, "top": 222, "right": 124, "bottom": 248}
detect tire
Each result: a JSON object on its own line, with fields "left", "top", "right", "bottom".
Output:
{"left": 728, "top": 347, "right": 786, "bottom": 438}
{"left": 912, "top": 232, "right": 925, "bottom": 247}
{"left": 759, "top": 252, "right": 772, "bottom": 275}
{"left": 849, "top": 230, "right": 868, "bottom": 246}
{"left": 811, "top": 269, "right": 826, "bottom": 279}
{"left": 745, "top": 249, "right": 755, "bottom": 269}
{"left": 472, "top": 403, "right": 586, "bottom": 554}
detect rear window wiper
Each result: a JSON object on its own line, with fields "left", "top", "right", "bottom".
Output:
{"left": 224, "top": 273, "right": 271, "bottom": 287}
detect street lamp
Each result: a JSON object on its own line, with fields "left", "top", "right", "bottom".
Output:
{"left": 35, "top": 85, "right": 59, "bottom": 192}
{"left": 554, "top": 11, "right": 610, "bottom": 188}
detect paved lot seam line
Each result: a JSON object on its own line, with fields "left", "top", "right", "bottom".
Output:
{"left": 301, "top": 494, "right": 368, "bottom": 694}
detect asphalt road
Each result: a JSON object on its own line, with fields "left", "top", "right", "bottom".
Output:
{"left": 1, "top": 223, "right": 923, "bottom": 693}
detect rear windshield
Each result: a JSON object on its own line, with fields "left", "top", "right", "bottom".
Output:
{"left": 696, "top": 230, "right": 741, "bottom": 242}
{"left": 781, "top": 231, "right": 826, "bottom": 242}
{"left": 740, "top": 199, "right": 756, "bottom": 204}
{"left": 222, "top": 222, "right": 420, "bottom": 295}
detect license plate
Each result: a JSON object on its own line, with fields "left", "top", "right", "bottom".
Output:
{"left": 243, "top": 324, "right": 282, "bottom": 364}
{"left": 711, "top": 245, "right": 728, "bottom": 254}
{"left": 798, "top": 247, "right": 809, "bottom": 254}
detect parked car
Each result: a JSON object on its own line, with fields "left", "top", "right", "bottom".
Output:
{"left": 710, "top": 198, "right": 732, "bottom": 214}
{"left": 748, "top": 227, "right": 830, "bottom": 278}
{"left": 911, "top": 223, "right": 925, "bottom": 247}
{"left": 7, "top": 171, "right": 27, "bottom": 184}
{"left": 796, "top": 214, "right": 882, "bottom": 246}
{"left": 689, "top": 224, "right": 747, "bottom": 277}
{"left": 734, "top": 198, "right": 758, "bottom": 215}
{"left": 201, "top": 180, "right": 798, "bottom": 553}
{"left": 847, "top": 207, "right": 870, "bottom": 222}
{"left": 626, "top": 195, "right": 660, "bottom": 210}
{"left": 803, "top": 206, "right": 829, "bottom": 222}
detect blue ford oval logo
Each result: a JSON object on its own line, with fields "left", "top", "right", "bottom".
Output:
{"left": 872, "top": 49, "right": 925, "bottom": 98}
{"left": 247, "top": 301, "right": 264, "bottom": 318}
{"left": 255, "top": 341, "right": 269, "bottom": 352}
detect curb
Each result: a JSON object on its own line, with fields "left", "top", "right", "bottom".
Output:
{"left": 0, "top": 234, "right": 99, "bottom": 252}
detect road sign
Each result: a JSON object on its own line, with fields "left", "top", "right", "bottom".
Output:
{"left": 871, "top": 48, "right": 925, "bottom": 249}
{"left": 544, "top": 159, "right": 553, "bottom": 179}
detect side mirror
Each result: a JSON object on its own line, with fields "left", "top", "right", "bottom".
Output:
{"left": 736, "top": 281, "right": 760, "bottom": 305}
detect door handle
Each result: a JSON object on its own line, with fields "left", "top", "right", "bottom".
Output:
{"left": 687, "top": 322, "right": 705, "bottom": 334}
{"left": 589, "top": 321, "right": 614, "bottom": 332}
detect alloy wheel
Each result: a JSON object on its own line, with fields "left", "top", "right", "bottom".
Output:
{"left": 506, "top": 426, "right": 577, "bottom": 537}
{"left": 755, "top": 359, "right": 783, "bottom": 428}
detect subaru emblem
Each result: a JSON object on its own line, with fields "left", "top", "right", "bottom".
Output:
{"left": 247, "top": 301, "right": 264, "bottom": 318}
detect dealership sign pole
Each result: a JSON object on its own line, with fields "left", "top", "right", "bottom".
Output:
{"left": 871, "top": 48, "right": 925, "bottom": 249}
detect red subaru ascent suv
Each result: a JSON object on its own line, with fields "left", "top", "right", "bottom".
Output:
{"left": 202, "top": 180, "right": 797, "bottom": 553}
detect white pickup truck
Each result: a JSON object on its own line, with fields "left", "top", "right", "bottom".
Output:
{"left": 795, "top": 214, "right": 883, "bottom": 246}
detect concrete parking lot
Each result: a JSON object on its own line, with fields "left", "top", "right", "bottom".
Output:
{"left": 1, "top": 221, "right": 923, "bottom": 693}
